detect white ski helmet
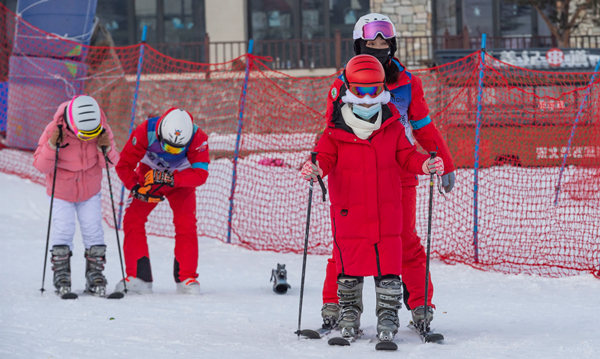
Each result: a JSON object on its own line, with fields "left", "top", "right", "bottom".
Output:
{"left": 352, "top": 13, "right": 397, "bottom": 58}
{"left": 65, "top": 95, "right": 103, "bottom": 140}
{"left": 157, "top": 108, "right": 194, "bottom": 148}
{"left": 353, "top": 13, "right": 396, "bottom": 41}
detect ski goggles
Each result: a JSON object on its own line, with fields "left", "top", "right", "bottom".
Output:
{"left": 76, "top": 124, "right": 103, "bottom": 141}
{"left": 348, "top": 84, "right": 384, "bottom": 98}
{"left": 161, "top": 141, "right": 186, "bottom": 155}
{"left": 360, "top": 21, "right": 395, "bottom": 40}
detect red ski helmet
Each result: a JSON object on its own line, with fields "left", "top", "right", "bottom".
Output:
{"left": 343, "top": 55, "right": 386, "bottom": 98}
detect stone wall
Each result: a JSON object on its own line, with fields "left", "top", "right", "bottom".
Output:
{"left": 371, "top": 0, "right": 431, "bottom": 38}
{"left": 370, "top": 0, "right": 432, "bottom": 66}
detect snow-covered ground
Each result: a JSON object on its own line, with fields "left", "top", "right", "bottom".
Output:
{"left": 1, "top": 171, "right": 599, "bottom": 359}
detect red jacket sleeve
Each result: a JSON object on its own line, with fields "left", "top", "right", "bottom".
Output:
{"left": 412, "top": 123, "right": 456, "bottom": 173}
{"left": 407, "top": 75, "right": 430, "bottom": 123}
{"left": 313, "top": 129, "right": 338, "bottom": 177}
{"left": 172, "top": 128, "right": 210, "bottom": 188}
{"left": 408, "top": 75, "right": 456, "bottom": 173}
{"left": 396, "top": 130, "right": 428, "bottom": 175}
{"left": 115, "top": 122, "right": 150, "bottom": 190}
{"left": 323, "top": 78, "right": 344, "bottom": 126}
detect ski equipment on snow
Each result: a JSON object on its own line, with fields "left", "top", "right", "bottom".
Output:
{"left": 270, "top": 263, "right": 291, "bottom": 294}
{"left": 408, "top": 321, "right": 444, "bottom": 343}
{"left": 101, "top": 146, "right": 127, "bottom": 294}
{"left": 40, "top": 124, "right": 63, "bottom": 294}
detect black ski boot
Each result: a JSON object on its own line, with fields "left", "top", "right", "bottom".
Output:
{"left": 375, "top": 276, "right": 402, "bottom": 343}
{"left": 412, "top": 305, "right": 434, "bottom": 332}
{"left": 337, "top": 276, "right": 363, "bottom": 339}
{"left": 85, "top": 245, "right": 107, "bottom": 297}
{"left": 51, "top": 245, "right": 72, "bottom": 297}
{"left": 321, "top": 302, "right": 340, "bottom": 329}
{"left": 270, "top": 263, "right": 291, "bottom": 294}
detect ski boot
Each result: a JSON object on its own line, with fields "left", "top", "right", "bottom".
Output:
{"left": 84, "top": 245, "right": 107, "bottom": 296}
{"left": 375, "top": 276, "right": 402, "bottom": 342}
{"left": 412, "top": 305, "right": 434, "bottom": 332}
{"left": 114, "top": 276, "right": 152, "bottom": 294}
{"left": 337, "top": 276, "right": 363, "bottom": 339}
{"left": 321, "top": 302, "right": 340, "bottom": 329}
{"left": 51, "top": 245, "right": 72, "bottom": 296}
{"left": 176, "top": 278, "right": 201, "bottom": 294}
{"left": 270, "top": 263, "right": 291, "bottom": 294}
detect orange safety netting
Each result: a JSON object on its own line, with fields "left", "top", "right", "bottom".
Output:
{"left": 0, "top": 4, "right": 599, "bottom": 277}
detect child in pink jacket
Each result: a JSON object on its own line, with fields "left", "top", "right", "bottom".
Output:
{"left": 33, "top": 95, "right": 118, "bottom": 297}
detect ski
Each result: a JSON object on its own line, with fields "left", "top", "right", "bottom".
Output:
{"left": 375, "top": 340, "right": 398, "bottom": 351}
{"left": 408, "top": 321, "right": 444, "bottom": 343}
{"left": 107, "top": 291, "right": 125, "bottom": 299}
{"left": 375, "top": 331, "right": 398, "bottom": 351}
{"left": 297, "top": 326, "right": 332, "bottom": 339}
{"left": 327, "top": 329, "right": 362, "bottom": 346}
{"left": 57, "top": 287, "right": 78, "bottom": 300}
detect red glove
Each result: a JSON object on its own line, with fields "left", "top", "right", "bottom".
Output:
{"left": 300, "top": 160, "right": 323, "bottom": 181}
{"left": 144, "top": 169, "right": 174, "bottom": 187}
{"left": 131, "top": 184, "right": 164, "bottom": 203}
{"left": 422, "top": 157, "right": 444, "bottom": 175}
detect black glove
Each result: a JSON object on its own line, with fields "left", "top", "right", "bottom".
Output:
{"left": 131, "top": 184, "right": 164, "bottom": 203}
{"left": 441, "top": 172, "right": 455, "bottom": 193}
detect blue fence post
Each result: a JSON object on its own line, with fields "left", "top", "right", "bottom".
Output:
{"left": 473, "top": 34, "right": 486, "bottom": 264}
{"left": 553, "top": 59, "right": 600, "bottom": 206}
{"left": 117, "top": 25, "right": 147, "bottom": 229}
{"left": 227, "top": 39, "right": 254, "bottom": 243}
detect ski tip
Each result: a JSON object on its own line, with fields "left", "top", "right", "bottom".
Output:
{"left": 375, "top": 341, "right": 398, "bottom": 351}
{"left": 297, "top": 329, "right": 321, "bottom": 339}
{"left": 107, "top": 291, "right": 125, "bottom": 299}
{"left": 61, "top": 292, "right": 78, "bottom": 300}
{"left": 424, "top": 333, "right": 444, "bottom": 343}
{"left": 328, "top": 337, "right": 351, "bottom": 346}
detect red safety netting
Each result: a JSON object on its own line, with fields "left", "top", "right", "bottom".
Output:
{"left": 1, "top": 4, "right": 599, "bottom": 277}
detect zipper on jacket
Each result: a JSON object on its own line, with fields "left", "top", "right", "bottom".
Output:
{"left": 374, "top": 243, "right": 382, "bottom": 277}
{"left": 332, "top": 217, "right": 345, "bottom": 275}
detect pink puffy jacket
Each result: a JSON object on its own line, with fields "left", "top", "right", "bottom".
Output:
{"left": 33, "top": 101, "right": 119, "bottom": 202}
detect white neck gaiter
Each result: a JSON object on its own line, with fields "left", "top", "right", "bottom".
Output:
{"left": 341, "top": 104, "right": 382, "bottom": 140}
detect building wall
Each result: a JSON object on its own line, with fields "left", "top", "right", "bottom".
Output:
{"left": 371, "top": 0, "right": 431, "bottom": 37}
{"left": 205, "top": 0, "right": 248, "bottom": 62}
{"left": 206, "top": 0, "right": 247, "bottom": 42}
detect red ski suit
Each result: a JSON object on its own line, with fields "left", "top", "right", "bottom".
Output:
{"left": 321, "top": 59, "right": 455, "bottom": 309}
{"left": 314, "top": 101, "right": 429, "bottom": 277}
{"left": 116, "top": 117, "right": 209, "bottom": 283}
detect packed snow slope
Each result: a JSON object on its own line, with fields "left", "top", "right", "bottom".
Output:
{"left": 0, "top": 172, "right": 599, "bottom": 359}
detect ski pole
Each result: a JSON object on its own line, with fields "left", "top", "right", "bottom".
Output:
{"left": 101, "top": 146, "right": 127, "bottom": 293}
{"left": 422, "top": 151, "right": 437, "bottom": 331}
{"left": 41, "top": 124, "right": 63, "bottom": 294}
{"left": 296, "top": 151, "right": 318, "bottom": 337}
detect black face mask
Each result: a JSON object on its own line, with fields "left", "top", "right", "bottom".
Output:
{"left": 359, "top": 43, "right": 391, "bottom": 66}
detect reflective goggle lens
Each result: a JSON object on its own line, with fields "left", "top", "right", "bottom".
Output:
{"left": 76, "top": 124, "right": 103, "bottom": 141}
{"left": 161, "top": 141, "right": 185, "bottom": 154}
{"left": 361, "top": 21, "right": 395, "bottom": 40}
{"left": 349, "top": 84, "right": 384, "bottom": 98}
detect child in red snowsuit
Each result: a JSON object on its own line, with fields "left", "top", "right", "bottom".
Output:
{"left": 318, "top": 13, "right": 455, "bottom": 333}
{"left": 300, "top": 55, "right": 443, "bottom": 341}
{"left": 115, "top": 108, "right": 209, "bottom": 295}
